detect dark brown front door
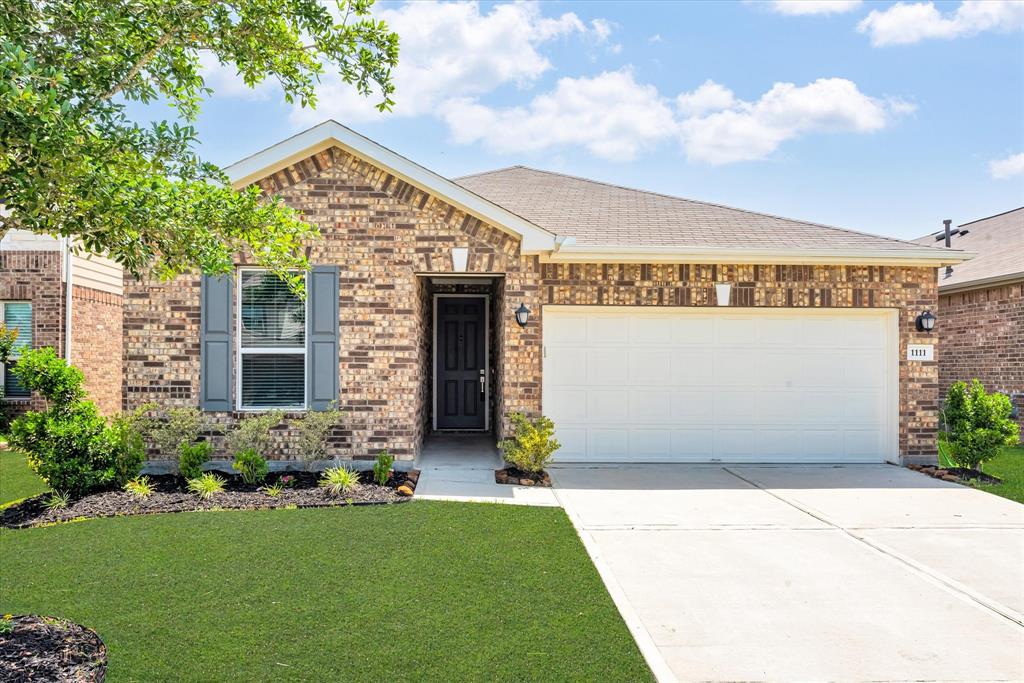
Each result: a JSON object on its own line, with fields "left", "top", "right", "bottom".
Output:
{"left": 436, "top": 297, "right": 486, "bottom": 430}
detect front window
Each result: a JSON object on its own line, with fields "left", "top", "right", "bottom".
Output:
{"left": 238, "top": 270, "right": 306, "bottom": 409}
{"left": 1, "top": 302, "right": 32, "bottom": 398}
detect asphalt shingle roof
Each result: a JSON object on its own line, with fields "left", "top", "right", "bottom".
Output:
{"left": 913, "top": 207, "right": 1024, "bottom": 289}
{"left": 454, "top": 165, "right": 939, "bottom": 253}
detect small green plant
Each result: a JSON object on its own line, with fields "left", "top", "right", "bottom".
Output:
{"left": 108, "top": 408, "right": 151, "bottom": 485}
{"left": 0, "top": 615, "right": 13, "bottom": 635}
{"left": 43, "top": 491, "right": 71, "bottom": 510}
{"left": 279, "top": 474, "right": 296, "bottom": 488}
{"left": 187, "top": 473, "right": 225, "bottom": 500}
{"left": 152, "top": 407, "right": 209, "bottom": 458}
{"left": 233, "top": 448, "right": 269, "bottom": 485}
{"left": 498, "top": 413, "right": 561, "bottom": 474}
{"left": 320, "top": 466, "right": 360, "bottom": 496}
{"left": 225, "top": 410, "right": 284, "bottom": 459}
{"left": 295, "top": 403, "right": 344, "bottom": 469}
{"left": 261, "top": 482, "right": 284, "bottom": 498}
{"left": 372, "top": 450, "right": 394, "bottom": 486}
{"left": 178, "top": 441, "right": 213, "bottom": 479}
{"left": 940, "top": 380, "right": 1020, "bottom": 470}
{"left": 124, "top": 476, "right": 154, "bottom": 500}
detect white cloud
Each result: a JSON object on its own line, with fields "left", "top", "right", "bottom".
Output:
{"left": 676, "top": 80, "right": 738, "bottom": 116}
{"left": 678, "top": 78, "right": 912, "bottom": 164}
{"left": 989, "top": 152, "right": 1024, "bottom": 179}
{"left": 767, "top": 1, "right": 863, "bottom": 15}
{"left": 648, "top": 33, "right": 663, "bottom": 43}
{"left": 289, "top": 1, "right": 605, "bottom": 126}
{"left": 858, "top": 1, "right": 1024, "bottom": 46}
{"left": 440, "top": 69, "right": 677, "bottom": 160}
{"left": 199, "top": 52, "right": 276, "bottom": 100}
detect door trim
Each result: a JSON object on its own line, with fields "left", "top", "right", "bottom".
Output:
{"left": 432, "top": 293, "right": 490, "bottom": 432}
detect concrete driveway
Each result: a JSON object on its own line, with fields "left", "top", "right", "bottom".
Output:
{"left": 551, "top": 464, "right": 1024, "bottom": 682}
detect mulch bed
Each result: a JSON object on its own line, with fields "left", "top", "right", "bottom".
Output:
{"left": 906, "top": 463, "right": 1001, "bottom": 485}
{"left": 1, "top": 469, "right": 419, "bottom": 529}
{"left": 494, "top": 467, "right": 551, "bottom": 487}
{"left": 0, "top": 615, "right": 106, "bottom": 682}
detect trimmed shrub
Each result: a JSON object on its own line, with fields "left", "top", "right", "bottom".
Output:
{"left": 225, "top": 411, "right": 283, "bottom": 459}
{"left": 178, "top": 441, "right": 213, "bottom": 480}
{"left": 151, "top": 407, "right": 209, "bottom": 459}
{"left": 498, "top": 413, "right": 561, "bottom": 474}
{"left": 295, "top": 403, "right": 344, "bottom": 468}
{"left": 108, "top": 413, "right": 147, "bottom": 486}
{"left": 232, "top": 447, "right": 269, "bottom": 485}
{"left": 9, "top": 347, "right": 84, "bottom": 410}
{"left": 941, "top": 380, "right": 1020, "bottom": 470}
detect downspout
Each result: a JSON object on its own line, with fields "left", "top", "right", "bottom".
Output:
{"left": 63, "top": 238, "right": 73, "bottom": 362}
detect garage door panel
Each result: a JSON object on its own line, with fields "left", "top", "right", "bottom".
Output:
{"left": 546, "top": 348, "right": 586, "bottom": 385}
{"left": 671, "top": 316, "right": 714, "bottom": 345}
{"left": 670, "top": 390, "right": 715, "bottom": 422}
{"left": 670, "top": 350, "right": 714, "bottom": 384}
{"left": 670, "top": 429, "right": 714, "bottom": 458}
{"left": 587, "top": 316, "right": 629, "bottom": 345}
{"left": 713, "top": 350, "right": 758, "bottom": 385}
{"left": 588, "top": 390, "right": 629, "bottom": 421}
{"left": 587, "top": 349, "right": 627, "bottom": 384}
{"left": 544, "top": 309, "right": 893, "bottom": 463}
{"left": 630, "top": 349, "right": 672, "bottom": 385}
{"left": 629, "top": 391, "right": 672, "bottom": 422}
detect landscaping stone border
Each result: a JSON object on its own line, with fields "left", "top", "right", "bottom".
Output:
{"left": 906, "top": 463, "right": 1001, "bottom": 486}
{"left": 494, "top": 467, "right": 551, "bottom": 487}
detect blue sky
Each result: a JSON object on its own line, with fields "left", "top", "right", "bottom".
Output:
{"left": 141, "top": 0, "right": 1023, "bottom": 240}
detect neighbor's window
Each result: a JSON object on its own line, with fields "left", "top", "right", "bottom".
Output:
{"left": 238, "top": 270, "right": 306, "bottom": 409}
{"left": 1, "top": 302, "right": 32, "bottom": 398}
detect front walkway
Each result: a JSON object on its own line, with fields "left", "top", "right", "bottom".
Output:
{"left": 551, "top": 464, "right": 1024, "bottom": 683}
{"left": 414, "top": 434, "right": 558, "bottom": 506}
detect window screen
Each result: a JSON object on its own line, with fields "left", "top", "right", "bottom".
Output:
{"left": 2, "top": 302, "right": 32, "bottom": 398}
{"left": 238, "top": 271, "right": 305, "bottom": 409}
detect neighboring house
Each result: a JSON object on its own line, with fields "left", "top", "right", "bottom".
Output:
{"left": 115, "top": 121, "right": 966, "bottom": 466}
{"left": 914, "top": 208, "right": 1024, "bottom": 424}
{"left": 0, "top": 230, "right": 124, "bottom": 417}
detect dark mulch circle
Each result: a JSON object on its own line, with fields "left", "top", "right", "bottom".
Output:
{"left": 1, "top": 469, "right": 420, "bottom": 529}
{"left": 0, "top": 615, "right": 106, "bottom": 682}
{"left": 495, "top": 467, "right": 551, "bottom": 487}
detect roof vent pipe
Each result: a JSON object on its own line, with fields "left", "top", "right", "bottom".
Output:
{"left": 943, "top": 219, "right": 952, "bottom": 248}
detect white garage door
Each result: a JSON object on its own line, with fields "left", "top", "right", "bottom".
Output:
{"left": 543, "top": 307, "right": 897, "bottom": 463}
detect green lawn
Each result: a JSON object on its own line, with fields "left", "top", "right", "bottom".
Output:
{"left": 0, "top": 448, "right": 47, "bottom": 507}
{"left": 1, "top": 501, "right": 652, "bottom": 682}
{"left": 971, "top": 445, "right": 1024, "bottom": 504}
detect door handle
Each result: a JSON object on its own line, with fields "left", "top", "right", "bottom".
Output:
{"left": 479, "top": 369, "right": 486, "bottom": 397}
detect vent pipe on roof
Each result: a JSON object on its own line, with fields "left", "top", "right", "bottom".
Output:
{"left": 943, "top": 219, "right": 952, "bottom": 248}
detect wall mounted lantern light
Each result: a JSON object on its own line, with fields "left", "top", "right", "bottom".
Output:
{"left": 714, "top": 282, "right": 732, "bottom": 307}
{"left": 514, "top": 303, "right": 531, "bottom": 328}
{"left": 915, "top": 310, "right": 936, "bottom": 332}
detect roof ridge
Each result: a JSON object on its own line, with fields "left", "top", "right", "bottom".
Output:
{"left": 452, "top": 165, "right": 527, "bottom": 181}
{"left": 959, "top": 206, "right": 1024, "bottom": 227}
{"left": 477, "top": 165, "right": 932, "bottom": 250}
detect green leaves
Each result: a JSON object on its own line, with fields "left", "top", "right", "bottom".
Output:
{"left": 0, "top": 0, "right": 399, "bottom": 282}
{"left": 940, "top": 380, "right": 1021, "bottom": 470}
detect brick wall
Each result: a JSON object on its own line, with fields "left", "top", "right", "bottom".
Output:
{"left": 71, "top": 285, "right": 123, "bottom": 415}
{"left": 936, "top": 281, "right": 1024, "bottom": 425}
{"left": 0, "top": 251, "right": 64, "bottom": 416}
{"left": 122, "top": 146, "right": 940, "bottom": 462}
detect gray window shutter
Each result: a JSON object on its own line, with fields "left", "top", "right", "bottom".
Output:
{"left": 200, "top": 274, "right": 233, "bottom": 411}
{"left": 307, "top": 265, "right": 340, "bottom": 410}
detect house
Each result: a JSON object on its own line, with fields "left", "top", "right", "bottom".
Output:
{"left": 112, "top": 121, "right": 965, "bottom": 466}
{"left": 914, "top": 208, "right": 1024, "bottom": 424}
{"left": 0, "top": 231, "right": 124, "bottom": 418}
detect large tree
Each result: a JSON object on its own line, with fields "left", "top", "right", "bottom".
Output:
{"left": 0, "top": 0, "right": 398, "bottom": 285}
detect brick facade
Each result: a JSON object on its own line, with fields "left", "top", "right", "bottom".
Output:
{"left": 122, "top": 146, "right": 940, "bottom": 463}
{"left": 71, "top": 285, "right": 123, "bottom": 415}
{"left": 0, "top": 251, "right": 124, "bottom": 418}
{"left": 935, "top": 281, "right": 1024, "bottom": 425}
{"left": 0, "top": 251, "right": 64, "bottom": 416}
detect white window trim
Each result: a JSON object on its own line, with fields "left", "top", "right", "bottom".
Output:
{"left": 235, "top": 268, "right": 308, "bottom": 412}
{"left": 0, "top": 301, "right": 32, "bottom": 400}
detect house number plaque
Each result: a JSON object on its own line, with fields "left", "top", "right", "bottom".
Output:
{"left": 907, "top": 344, "right": 934, "bottom": 361}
